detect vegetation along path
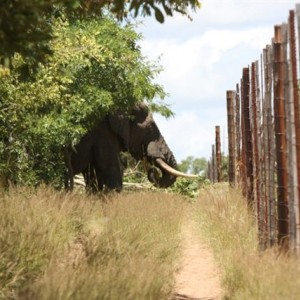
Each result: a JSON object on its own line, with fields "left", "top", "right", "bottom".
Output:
{"left": 174, "top": 221, "right": 223, "bottom": 300}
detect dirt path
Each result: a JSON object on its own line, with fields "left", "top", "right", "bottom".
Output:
{"left": 174, "top": 222, "right": 223, "bottom": 300}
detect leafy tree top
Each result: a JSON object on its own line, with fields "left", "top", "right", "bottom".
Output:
{"left": 0, "top": 0, "right": 201, "bottom": 70}
{"left": 178, "top": 156, "right": 207, "bottom": 175}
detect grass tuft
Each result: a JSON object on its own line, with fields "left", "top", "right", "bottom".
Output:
{"left": 0, "top": 187, "right": 186, "bottom": 299}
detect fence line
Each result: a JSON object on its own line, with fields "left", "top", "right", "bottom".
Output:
{"left": 208, "top": 4, "right": 300, "bottom": 253}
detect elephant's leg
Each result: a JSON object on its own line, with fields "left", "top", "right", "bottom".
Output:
{"left": 70, "top": 128, "right": 100, "bottom": 190}
{"left": 102, "top": 149, "right": 123, "bottom": 192}
{"left": 83, "top": 163, "right": 103, "bottom": 193}
{"left": 101, "top": 164, "right": 123, "bottom": 192}
{"left": 93, "top": 137, "right": 123, "bottom": 192}
{"left": 64, "top": 147, "right": 74, "bottom": 191}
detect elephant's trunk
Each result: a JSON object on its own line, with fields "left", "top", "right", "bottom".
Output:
{"left": 155, "top": 154, "right": 177, "bottom": 188}
{"left": 145, "top": 138, "right": 177, "bottom": 188}
{"left": 146, "top": 140, "right": 198, "bottom": 188}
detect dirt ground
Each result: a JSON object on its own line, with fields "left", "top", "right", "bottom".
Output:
{"left": 174, "top": 222, "right": 223, "bottom": 300}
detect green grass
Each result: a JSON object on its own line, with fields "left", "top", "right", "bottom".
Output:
{"left": 194, "top": 184, "right": 300, "bottom": 300}
{"left": 0, "top": 187, "right": 187, "bottom": 300}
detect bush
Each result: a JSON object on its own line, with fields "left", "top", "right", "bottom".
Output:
{"left": 0, "top": 16, "right": 168, "bottom": 187}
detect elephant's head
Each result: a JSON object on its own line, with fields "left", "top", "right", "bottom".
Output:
{"left": 108, "top": 103, "right": 196, "bottom": 188}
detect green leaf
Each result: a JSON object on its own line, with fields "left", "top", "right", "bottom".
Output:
{"left": 162, "top": 3, "right": 173, "bottom": 16}
{"left": 154, "top": 7, "right": 165, "bottom": 23}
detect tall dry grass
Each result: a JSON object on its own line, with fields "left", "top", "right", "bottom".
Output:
{"left": 0, "top": 186, "right": 187, "bottom": 300}
{"left": 194, "top": 184, "right": 300, "bottom": 300}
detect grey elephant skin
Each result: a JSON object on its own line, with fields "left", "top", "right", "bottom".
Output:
{"left": 65, "top": 103, "right": 178, "bottom": 192}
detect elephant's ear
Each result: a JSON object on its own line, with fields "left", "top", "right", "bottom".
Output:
{"left": 108, "top": 113, "right": 130, "bottom": 150}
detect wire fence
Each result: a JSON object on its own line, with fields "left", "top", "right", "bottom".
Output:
{"left": 208, "top": 5, "right": 300, "bottom": 253}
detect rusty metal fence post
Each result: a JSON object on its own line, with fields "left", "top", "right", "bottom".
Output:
{"left": 273, "top": 25, "right": 289, "bottom": 250}
{"left": 289, "top": 9, "right": 300, "bottom": 251}
{"left": 211, "top": 144, "right": 216, "bottom": 183}
{"left": 251, "top": 62, "right": 262, "bottom": 237}
{"left": 235, "top": 84, "right": 241, "bottom": 179}
{"left": 242, "top": 67, "right": 254, "bottom": 206}
{"left": 262, "top": 45, "right": 277, "bottom": 247}
{"left": 282, "top": 23, "right": 297, "bottom": 251}
{"left": 227, "top": 91, "right": 236, "bottom": 187}
{"left": 240, "top": 78, "right": 247, "bottom": 196}
{"left": 215, "top": 126, "right": 222, "bottom": 182}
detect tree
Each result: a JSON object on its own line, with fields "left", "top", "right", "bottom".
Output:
{"left": 178, "top": 156, "right": 207, "bottom": 175}
{"left": 221, "top": 154, "right": 229, "bottom": 181}
{"left": 178, "top": 156, "right": 193, "bottom": 173}
{"left": 0, "top": 0, "right": 202, "bottom": 187}
{"left": 0, "top": 16, "right": 168, "bottom": 187}
{"left": 0, "top": 0, "right": 201, "bottom": 73}
{"left": 191, "top": 157, "right": 207, "bottom": 175}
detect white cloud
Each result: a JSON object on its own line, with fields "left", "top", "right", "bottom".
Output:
{"left": 197, "top": 0, "right": 296, "bottom": 27}
{"left": 137, "top": 0, "right": 296, "bottom": 38}
{"left": 140, "top": 26, "right": 273, "bottom": 104}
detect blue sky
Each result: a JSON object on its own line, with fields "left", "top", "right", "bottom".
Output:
{"left": 136, "top": 0, "right": 297, "bottom": 162}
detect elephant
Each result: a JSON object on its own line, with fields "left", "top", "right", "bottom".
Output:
{"left": 65, "top": 102, "right": 196, "bottom": 192}
{"left": 65, "top": 118, "right": 124, "bottom": 192}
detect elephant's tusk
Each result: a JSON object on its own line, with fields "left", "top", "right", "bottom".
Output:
{"left": 155, "top": 158, "right": 199, "bottom": 178}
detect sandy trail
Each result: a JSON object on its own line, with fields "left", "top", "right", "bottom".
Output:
{"left": 174, "top": 222, "right": 223, "bottom": 300}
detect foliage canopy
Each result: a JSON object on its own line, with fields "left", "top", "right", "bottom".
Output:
{"left": 0, "top": 0, "right": 202, "bottom": 188}
{"left": 178, "top": 156, "right": 207, "bottom": 175}
{"left": 0, "top": 16, "right": 168, "bottom": 186}
{"left": 0, "top": 0, "right": 201, "bottom": 70}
